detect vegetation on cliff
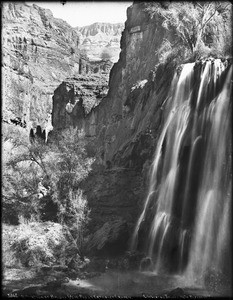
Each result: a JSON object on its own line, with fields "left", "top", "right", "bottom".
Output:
{"left": 144, "top": 1, "right": 232, "bottom": 61}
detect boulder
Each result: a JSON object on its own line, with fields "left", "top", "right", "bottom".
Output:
{"left": 126, "top": 251, "right": 145, "bottom": 270}
{"left": 167, "top": 287, "right": 185, "bottom": 297}
{"left": 82, "top": 257, "right": 108, "bottom": 273}
{"left": 140, "top": 257, "right": 153, "bottom": 271}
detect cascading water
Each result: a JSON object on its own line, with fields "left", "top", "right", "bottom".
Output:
{"left": 130, "top": 58, "right": 232, "bottom": 285}
{"left": 185, "top": 61, "right": 232, "bottom": 284}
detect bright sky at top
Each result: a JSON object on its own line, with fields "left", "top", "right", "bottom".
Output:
{"left": 26, "top": 1, "right": 132, "bottom": 27}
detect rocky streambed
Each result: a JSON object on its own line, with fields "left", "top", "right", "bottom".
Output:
{"left": 3, "top": 263, "right": 231, "bottom": 298}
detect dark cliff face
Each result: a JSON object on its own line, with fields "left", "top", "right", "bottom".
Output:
{"left": 53, "top": 3, "right": 178, "bottom": 168}
{"left": 2, "top": 2, "right": 106, "bottom": 130}
{"left": 51, "top": 2, "right": 183, "bottom": 254}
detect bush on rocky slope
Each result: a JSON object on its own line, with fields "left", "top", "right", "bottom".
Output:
{"left": 2, "top": 221, "right": 80, "bottom": 268}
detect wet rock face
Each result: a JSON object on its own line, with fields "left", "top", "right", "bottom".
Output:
{"left": 2, "top": 2, "right": 103, "bottom": 130}
{"left": 81, "top": 168, "right": 143, "bottom": 236}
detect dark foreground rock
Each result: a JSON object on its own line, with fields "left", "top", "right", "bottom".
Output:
{"left": 167, "top": 287, "right": 185, "bottom": 297}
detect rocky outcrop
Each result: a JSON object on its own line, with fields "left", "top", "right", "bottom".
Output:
{"left": 85, "top": 218, "right": 129, "bottom": 256}
{"left": 75, "top": 22, "right": 124, "bottom": 62}
{"left": 52, "top": 72, "right": 110, "bottom": 130}
{"left": 2, "top": 2, "right": 110, "bottom": 132}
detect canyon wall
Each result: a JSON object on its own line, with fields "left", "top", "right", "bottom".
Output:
{"left": 53, "top": 2, "right": 178, "bottom": 166}
{"left": 2, "top": 2, "right": 110, "bottom": 131}
{"left": 52, "top": 2, "right": 183, "bottom": 253}
{"left": 75, "top": 22, "right": 124, "bottom": 62}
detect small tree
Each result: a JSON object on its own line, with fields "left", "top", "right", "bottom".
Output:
{"left": 47, "top": 128, "right": 94, "bottom": 225}
{"left": 66, "top": 189, "right": 90, "bottom": 258}
{"left": 100, "top": 48, "right": 113, "bottom": 61}
{"left": 3, "top": 124, "right": 45, "bottom": 223}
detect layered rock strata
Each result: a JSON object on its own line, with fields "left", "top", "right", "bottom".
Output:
{"left": 2, "top": 2, "right": 111, "bottom": 133}
{"left": 75, "top": 22, "right": 124, "bottom": 62}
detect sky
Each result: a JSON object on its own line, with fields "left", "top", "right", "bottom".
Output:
{"left": 26, "top": 1, "right": 132, "bottom": 27}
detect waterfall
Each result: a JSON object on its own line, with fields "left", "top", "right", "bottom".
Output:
{"left": 185, "top": 62, "right": 232, "bottom": 283}
{"left": 131, "top": 59, "right": 232, "bottom": 282}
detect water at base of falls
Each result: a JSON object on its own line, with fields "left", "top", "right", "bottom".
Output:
{"left": 130, "top": 59, "right": 232, "bottom": 287}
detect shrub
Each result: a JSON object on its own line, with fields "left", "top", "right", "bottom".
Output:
{"left": 193, "top": 40, "right": 211, "bottom": 60}
{"left": 3, "top": 126, "right": 94, "bottom": 260}
{"left": 2, "top": 221, "right": 80, "bottom": 268}
{"left": 100, "top": 48, "right": 113, "bottom": 61}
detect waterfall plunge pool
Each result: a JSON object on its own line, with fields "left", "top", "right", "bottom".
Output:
{"left": 63, "top": 269, "right": 232, "bottom": 297}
